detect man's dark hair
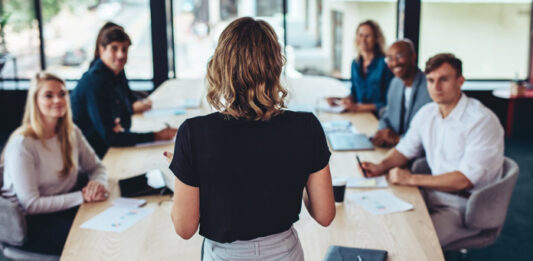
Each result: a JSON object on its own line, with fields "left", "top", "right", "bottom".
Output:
{"left": 98, "top": 26, "right": 131, "bottom": 50}
{"left": 424, "top": 53, "right": 462, "bottom": 77}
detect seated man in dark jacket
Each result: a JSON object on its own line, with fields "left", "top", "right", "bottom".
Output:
{"left": 372, "top": 39, "right": 432, "bottom": 147}
{"left": 71, "top": 25, "right": 176, "bottom": 158}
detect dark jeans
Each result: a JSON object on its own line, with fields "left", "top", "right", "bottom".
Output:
{"left": 20, "top": 206, "right": 79, "bottom": 255}
{"left": 17, "top": 174, "right": 88, "bottom": 255}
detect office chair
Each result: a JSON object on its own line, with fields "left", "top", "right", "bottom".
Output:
{"left": 0, "top": 164, "right": 60, "bottom": 261}
{"left": 410, "top": 157, "right": 520, "bottom": 251}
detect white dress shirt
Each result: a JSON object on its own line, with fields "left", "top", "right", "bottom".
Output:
{"left": 396, "top": 93, "right": 504, "bottom": 192}
{"left": 404, "top": 86, "right": 412, "bottom": 110}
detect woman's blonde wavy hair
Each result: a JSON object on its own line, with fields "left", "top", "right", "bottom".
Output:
{"left": 355, "top": 20, "right": 386, "bottom": 59}
{"left": 3, "top": 72, "right": 76, "bottom": 177}
{"left": 206, "top": 17, "right": 287, "bottom": 121}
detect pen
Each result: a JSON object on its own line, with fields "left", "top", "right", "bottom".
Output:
{"left": 356, "top": 155, "right": 368, "bottom": 178}
{"left": 357, "top": 255, "right": 363, "bottom": 261}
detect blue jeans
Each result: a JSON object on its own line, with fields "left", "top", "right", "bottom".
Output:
{"left": 203, "top": 226, "right": 304, "bottom": 261}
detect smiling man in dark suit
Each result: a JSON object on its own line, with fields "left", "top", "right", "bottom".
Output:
{"left": 372, "top": 39, "right": 432, "bottom": 147}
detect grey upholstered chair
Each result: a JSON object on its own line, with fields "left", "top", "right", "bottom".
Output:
{"left": 0, "top": 164, "right": 60, "bottom": 261}
{"left": 410, "top": 157, "right": 520, "bottom": 251}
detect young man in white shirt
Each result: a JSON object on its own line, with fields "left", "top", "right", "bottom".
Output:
{"left": 361, "top": 53, "right": 504, "bottom": 246}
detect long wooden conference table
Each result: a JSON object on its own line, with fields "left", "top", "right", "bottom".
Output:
{"left": 61, "top": 76, "right": 444, "bottom": 261}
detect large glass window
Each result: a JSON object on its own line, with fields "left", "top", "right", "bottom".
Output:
{"left": 173, "top": 0, "right": 284, "bottom": 79}
{"left": 286, "top": 0, "right": 397, "bottom": 78}
{"left": 419, "top": 0, "right": 531, "bottom": 79}
{"left": 42, "top": 0, "right": 153, "bottom": 80}
{"left": 0, "top": 0, "right": 41, "bottom": 79}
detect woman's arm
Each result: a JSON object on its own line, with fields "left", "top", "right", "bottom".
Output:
{"left": 170, "top": 177, "right": 200, "bottom": 239}
{"left": 165, "top": 151, "right": 200, "bottom": 239}
{"left": 304, "top": 164, "right": 335, "bottom": 226}
{"left": 76, "top": 128, "right": 107, "bottom": 186}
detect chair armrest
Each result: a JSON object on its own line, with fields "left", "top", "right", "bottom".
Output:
{"left": 410, "top": 157, "right": 431, "bottom": 175}
{"left": 0, "top": 197, "right": 26, "bottom": 246}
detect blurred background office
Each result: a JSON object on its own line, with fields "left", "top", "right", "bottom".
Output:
{"left": 0, "top": 1, "right": 532, "bottom": 260}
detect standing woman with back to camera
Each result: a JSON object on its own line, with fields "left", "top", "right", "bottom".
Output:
{"left": 164, "top": 17, "right": 335, "bottom": 260}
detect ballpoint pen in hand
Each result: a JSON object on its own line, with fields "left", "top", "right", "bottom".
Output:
{"left": 356, "top": 155, "right": 368, "bottom": 178}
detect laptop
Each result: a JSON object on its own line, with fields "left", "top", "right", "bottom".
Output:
{"left": 327, "top": 132, "right": 374, "bottom": 151}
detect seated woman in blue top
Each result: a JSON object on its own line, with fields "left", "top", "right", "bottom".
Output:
{"left": 71, "top": 25, "right": 177, "bottom": 158}
{"left": 327, "top": 20, "right": 393, "bottom": 113}
{"left": 164, "top": 17, "right": 336, "bottom": 261}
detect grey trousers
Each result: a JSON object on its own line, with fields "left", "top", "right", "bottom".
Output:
{"left": 202, "top": 226, "right": 304, "bottom": 261}
{"left": 422, "top": 189, "right": 481, "bottom": 246}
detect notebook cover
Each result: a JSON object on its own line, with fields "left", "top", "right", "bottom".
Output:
{"left": 323, "top": 245, "right": 387, "bottom": 261}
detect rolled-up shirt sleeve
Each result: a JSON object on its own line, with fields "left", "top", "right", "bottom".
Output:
{"left": 457, "top": 117, "right": 504, "bottom": 187}
{"left": 395, "top": 108, "right": 425, "bottom": 159}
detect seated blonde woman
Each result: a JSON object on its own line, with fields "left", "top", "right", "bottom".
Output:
{"left": 1, "top": 72, "right": 108, "bottom": 255}
{"left": 164, "top": 17, "right": 335, "bottom": 261}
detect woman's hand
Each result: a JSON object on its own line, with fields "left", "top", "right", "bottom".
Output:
{"left": 82, "top": 181, "right": 109, "bottom": 203}
{"left": 163, "top": 151, "right": 173, "bottom": 164}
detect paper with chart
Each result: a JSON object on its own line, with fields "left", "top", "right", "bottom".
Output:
{"left": 80, "top": 206, "right": 154, "bottom": 232}
{"left": 347, "top": 176, "right": 388, "bottom": 188}
{"left": 348, "top": 190, "right": 413, "bottom": 215}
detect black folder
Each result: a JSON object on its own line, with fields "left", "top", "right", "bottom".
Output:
{"left": 118, "top": 170, "right": 172, "bottom": 197}
{"left": 323, "top": 245, "right": 387, "bottom": 261}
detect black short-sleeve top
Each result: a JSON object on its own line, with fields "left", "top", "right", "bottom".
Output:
{"left": 169, "top": 111, "right": 331, "bottom": 243}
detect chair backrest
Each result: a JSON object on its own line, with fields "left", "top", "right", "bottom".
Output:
{"left": 0, "top": 163, "right": 3, "bottom": 188}
{"left": 464, "top": 157, "right": 519, "bottom": 230}
{"left": 0, "top": 163, "right": 27, "bottom": 246}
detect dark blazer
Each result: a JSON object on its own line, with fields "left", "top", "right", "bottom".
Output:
{"left": 71, "top": 59, "right": 154, "bottom": 158}
{"left": 378, "top": 68, "right": 432, "bottom": 135}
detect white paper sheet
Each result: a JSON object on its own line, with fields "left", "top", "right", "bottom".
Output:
{"left": 143, "top": 108, "right": 186, "bottom": 118}
{"left": 80, "top": 206, "right": 154, "bottom": 233}
{"left": 317, "top": 103, "right": 345, "bottom": 113}
{"left": 348, "top": 190, "right": 413, "bottom": 215}
{"left": 135, "top": 139, "right": 174, "bottom": 148}
{"left": 347, "top": 176, "right": 388, "bottom": 188}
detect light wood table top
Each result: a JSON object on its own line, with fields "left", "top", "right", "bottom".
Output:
{"left": 61, "top": 76, "right": 444, "bottom": 261}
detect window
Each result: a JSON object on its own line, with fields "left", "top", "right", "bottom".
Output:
{"left": 173, "top": 0, "right": 284, "bottom": 79}
{"left": 287, "top": 0, "right": 397, "bottom": 78}
{"left": 419, "top": 0, "right": 531, "bottom": 79}
{"left": 0, "top": 0, "right": 40, "bottom": 79}
{"left": 41, "top": 0, "right": 153, "bottom": 80}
